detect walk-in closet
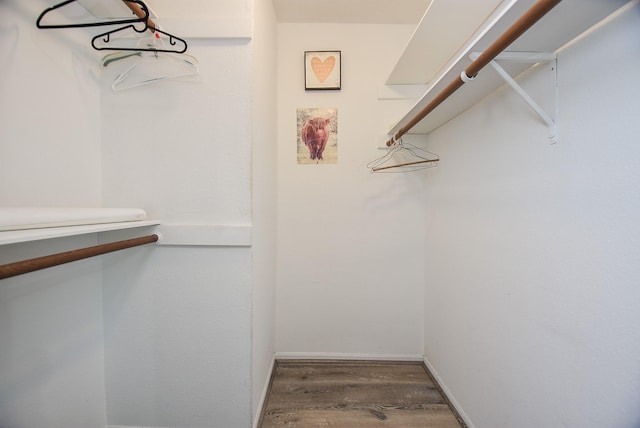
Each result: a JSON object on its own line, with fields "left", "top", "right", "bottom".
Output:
{"left": 1, "top": 0, "right": 639, "bottom": 427}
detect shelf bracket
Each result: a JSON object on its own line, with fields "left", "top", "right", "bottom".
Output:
{"left": 470, "top": 52, "right": 558, "bottom": 144}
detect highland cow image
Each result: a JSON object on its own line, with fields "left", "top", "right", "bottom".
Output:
{"left": 297, "top": 107, "right": 338, "bottom": 164}
{"left": 302, "top": 117, "right": 330, "bottom": 161}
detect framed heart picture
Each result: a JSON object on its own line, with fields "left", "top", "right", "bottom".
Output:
{"left": 304, "top": 51, "right": 341, "bottom": 91}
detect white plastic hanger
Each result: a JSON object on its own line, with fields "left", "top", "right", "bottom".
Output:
{"left": 103, "top": 33, "right": 199, "bottom": 91}
{"left": 110, "top": 55, "right": 199, "bottom": 91}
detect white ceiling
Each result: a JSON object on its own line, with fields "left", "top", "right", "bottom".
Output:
{"left": 272, "top": 0, "right": 431, "bottom": 24}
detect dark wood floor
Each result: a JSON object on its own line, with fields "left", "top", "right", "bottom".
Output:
{"left": 259, "top": 360, "right": 464, "bottom": 427}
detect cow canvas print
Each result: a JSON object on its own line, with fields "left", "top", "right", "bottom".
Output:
{"left": 297, "top": 107, "right": 338, "bottom": 164}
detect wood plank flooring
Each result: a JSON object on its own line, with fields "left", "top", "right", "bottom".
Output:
{"left": 259, "top": 360, "right": 464, "bottom": 427}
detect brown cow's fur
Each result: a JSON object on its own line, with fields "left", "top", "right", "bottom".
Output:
{"left": 301, "top": 117, "right": 330, "bottom": 162}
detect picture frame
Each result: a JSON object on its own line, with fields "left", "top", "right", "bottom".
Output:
{"left": 304, "top": 51, "right": 341, "bottom": 91}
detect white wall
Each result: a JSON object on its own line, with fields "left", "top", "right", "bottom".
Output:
{"left": 101, "top": 238, "right": 252, "bottom": 427}
{"left": 100, "top": 35, "right": 254, "bottom": 428}
{"left": 0, "top": 1, "right": 107, "bottom": 427}
{"left": 1, "top": 1, "right": 257, "bottom": 427}
{"left": 100, "top": 41, "right": 252, "bottom": 225}
{"left": 276, "top": 23, "right": 427, "bottom": 358}
{"left": 250, "top": 0, "right": 278, "bottom": 423}
{"left": 0, "top": 0, "right": 101, "bottom": 207}
{"left": 422, "top": 3, "right": 640, "bottom": 427}
{"left": 0, "top": 237, "right": 107, "bottom": 428}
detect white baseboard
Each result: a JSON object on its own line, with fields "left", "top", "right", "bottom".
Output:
{"left": 422, "top": 355, "right": 475, "bottom": 428}
{"left": 274, "top": 352, "right": 424, "bottom": 362}
{"left": 252, "top": 356, "right": 276, "bottom": 428}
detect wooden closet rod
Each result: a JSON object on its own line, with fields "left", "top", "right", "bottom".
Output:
{"left": 385, "top": 0, "right": 562, "bottom": 146}
{"left": 0, "top": 234, "right": 158, "bottom": 280}
{"left": 123, "top": 0, "right": 157, "bottom": 31}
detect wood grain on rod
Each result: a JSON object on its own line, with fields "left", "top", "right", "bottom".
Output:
{"left": 465, "top": 0, "right": 562, "bottom": 78}
{"left": 372, "top": 159, "right": 439, "bottom": 172}
{"left": 0, "top": 234, "right": 158, "bottom": 280}
{"left": 123, "top": 0, "right": 156, "bottom": 31}
{"left": 385, "top": 0, "right": 562, "bottom": 147}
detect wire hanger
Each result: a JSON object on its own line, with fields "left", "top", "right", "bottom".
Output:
{"left": 36, "top": 0, "right": 149, "bottom": 29}
{"left": 367, "top": 137, "right": 439, "bottom": 173}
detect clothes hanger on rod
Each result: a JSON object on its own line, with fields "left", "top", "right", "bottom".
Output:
{"left": 110, "top": 57, "right": 199, "bottom": 91}
{"left": 36, "top": 0, "right": 150, "bottom": 30}
{"left": 102, "top": 50, "right": 143, "bottom": 67}
{"left": 90, "top": 0, "right": 185, "bottom": 54}
{"left": 106, "top": 42, "right": 199, "bottom": 91}
{"left": 367, "top": 137, "right": 439, "bottom": 173}
{"left": 102, "top": 48, "right": 197, "bottom": 68}
{"left": 97, "top": 1, "right": 194, "bottom": 91}
{"left": 91, "top": 25, "right": 188, "bottom": 54}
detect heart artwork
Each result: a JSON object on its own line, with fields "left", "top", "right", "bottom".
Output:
{"left": 310, "top": 56, "right": 336, "bottom": 83}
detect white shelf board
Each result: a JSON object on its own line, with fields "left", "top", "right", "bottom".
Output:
{"left": 0, "top": 220, "right": 160, "bottom": 246}
{"left": 77, "top": 0, "right": 141, "bottom": 19}
{"left": 386, "top": 0, "right": 507, "bottom": 85}
{"left": 387, "top": 0, "right": 631, "bottom": 136}
{"left": 79, "top": 0, "right": 251, "bottom": 38}
{"left": 149, "top": 0, "right": 252, "bottom": 39}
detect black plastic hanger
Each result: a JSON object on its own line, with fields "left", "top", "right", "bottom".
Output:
{"left": 91, "top": 26, "right": 188, "bottom": 54}
{"left": 36, "top": 0, "right": 149, "bottom": 29}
